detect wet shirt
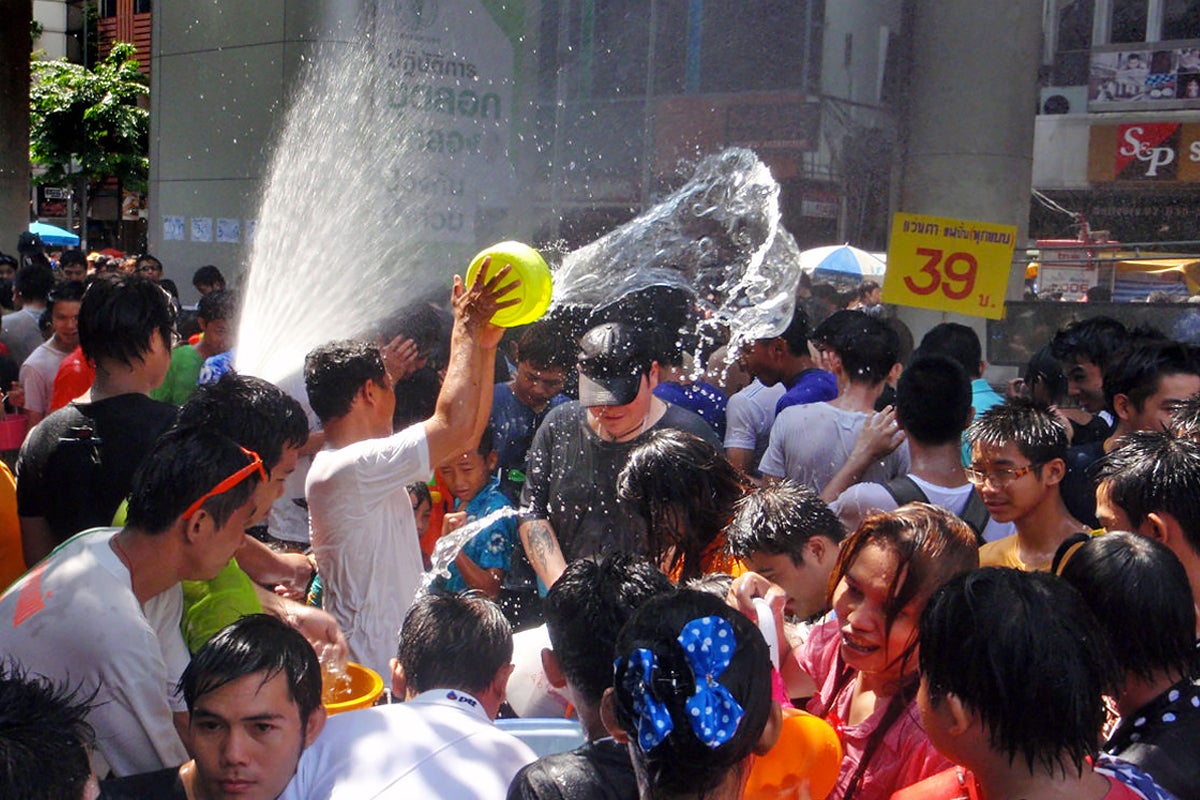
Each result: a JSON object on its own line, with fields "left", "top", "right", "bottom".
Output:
{"left": 776, "top": 367, "right": 837, "bottom": 414}
{"left": 437, "top": 478, "right": 517, "bottom": 594}
{"left": 490, "top": 383, "right": 568, "bottom": 503}
{"left": 653, "top": 379, "right": 728, "bottom": 438}
{"left": 507, "top": 738, "right": 638, "bottom": 800}
{"left": 517, "top": 402, "right": 720, "bottom": 584}
{"left": 1105, "top": 677, "right": 1200, "bottom": 800}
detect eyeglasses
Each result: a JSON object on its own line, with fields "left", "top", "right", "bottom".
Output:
{"left": 963, "top": 463, "right": 1041, "bottom": 489}
{"left": 183, "top": 446, "right": 267, "bottom": 520}
{"left": 517, "top": 369, "right": 565, "bottom": 392}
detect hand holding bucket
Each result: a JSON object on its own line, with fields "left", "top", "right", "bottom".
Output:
{"left": 465, "top": 242, "right": 553, "bottom": 328}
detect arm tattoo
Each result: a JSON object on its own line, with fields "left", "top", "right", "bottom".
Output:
{"left": 525, "top": 519, "right": 559, "bottom": 568}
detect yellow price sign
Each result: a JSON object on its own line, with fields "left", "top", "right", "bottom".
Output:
{"left": 883, "top": 213, "right": 1016, "bottom": 320}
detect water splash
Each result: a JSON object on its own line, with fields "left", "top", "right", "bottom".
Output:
{"left": 235, "top": 31, "right": 454, "bottom": 384}
{"left": 551, "top": 148, "right": 803, "bottom": 344}
{"left": 415, "top": 505, "right": 519, "bottom": 599}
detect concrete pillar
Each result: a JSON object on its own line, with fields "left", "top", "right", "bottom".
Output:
{"left": 893, "top": 0, "right": 1042, "bottom": 368}
{"left": 0, "top": 1, "right": 32, "bottom": 255}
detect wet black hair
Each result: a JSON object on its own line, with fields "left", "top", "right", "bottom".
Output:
{"left": 913, "top": 322, "right": 983, "bottom": 379}
{"left": 1049, "top": 316, "right": 1129, "bottom": 369}
{"left": 125, "top": 427, "right": 262, "bottom": 534}
{"left": 180, "top": 614, "right": 322, "bottom": 728}
{"left": 176, "top": 373, "right": 309, "bottom": 475}
{"left": 304, "top": 339, "right": 387, "bottom": 423}
{"left": 475, "top": 424, "right": 496, "bottom": 459}
{"left": 397, "top": 592, "right": 512, "bottom": 696}
{"left": 13, "top": 263, "right": 55, "bottom": 304}
{"left": 920, "top": 568, "right": 1117, "bottom": 778}
{"left": 762, "top": 303, "right": 812, "bottom": 358}
{"left": 896, "top": 356, "right": 972, "bottom": 446}
{"left": 196, "top": 288, "right": 238, "bottom": 324}
{"left": 725, "top": 480, "right": 845, "bottom": 563}
{"left": 544, "top": 553, "right": 673, "bottom": 708}
{"left": 516, "top": 318, "right": 575, "bottom": 372}
{"left": 1023, "top": 346, "right": 1069, "bottom": 406}
{"left": 0, "top": 662, "right": 96, "bottom": 800}
{"left": 192, "top": 264, "right": 226, "bottom": 289}
{"left": 617, "top": 429, "right": 748, "bottom": 584}
{"left": 45, "top": 279, "right": 86, "bottom": 313}
{"left": 611, "top": 589, "right": 773, "bottom": 799}
{"left": 78, "top": 274, "right": 177, "bottom": 368}
{"left": 58, "top": 249, "right": 87, "bottom": 269}
{"left": 1095, "top": 430, "right": 1200, "bottom": 556}
{"left": 407, "top": 481, "right": 432, "bottom": 508}
{"left": 813, "top": 310, "right": 898, "bottom": 384}
{"left": 966, "top": 398, "right": 1068, "bottom": 467}
{"left": 1169, "top": 391, "right": 1200, "bottom": 438}
{"left": 1102, "top": 339, "right": 1200, "bottom": 413}
{"left": 1060, "top": 532, "right": 1196, "bottom": 686}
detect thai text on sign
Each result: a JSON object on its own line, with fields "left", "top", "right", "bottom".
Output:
{"left": 883, "top": 213, "right": 1017, "bottom": 320}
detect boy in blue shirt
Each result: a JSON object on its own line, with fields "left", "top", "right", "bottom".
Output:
{"left": 435, "top": 425, "right": 517, "bottom": 597}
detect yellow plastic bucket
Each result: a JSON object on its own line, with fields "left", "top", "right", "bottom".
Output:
{"left": 465, "top": 241, "right": 553, "bottom": 328}
{"left": 323, "top": 662, "right": 385, "bottom": 715}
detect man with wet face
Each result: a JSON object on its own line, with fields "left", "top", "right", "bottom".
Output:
{"left": 59, "top": 249, "right": 89, "bottom": 283}
{"left": 1049, "top": 316, "right": 1131, "bottom": 422}
{"left": 516, "top": 321, "right": 720, "bottom": 601}
{"left": 100, "top": 614, "right": 326, "bottom": 800}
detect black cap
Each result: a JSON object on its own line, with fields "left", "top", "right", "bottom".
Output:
{"left": 576, "top": 322, "right": 654, "bottom": 407}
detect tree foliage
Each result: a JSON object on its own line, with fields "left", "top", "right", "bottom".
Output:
{"left": 29, "top": 42, "right": 149, "bottom": 192}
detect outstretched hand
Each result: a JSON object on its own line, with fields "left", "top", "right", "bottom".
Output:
{"left": 851, "top": 405, "right": 907, "bottom": 461}
{"left": 452, "top": 257, "right": 521, "bottom": 350}
{"left": 379, "top": 335, "right": 422, "bottom": 383}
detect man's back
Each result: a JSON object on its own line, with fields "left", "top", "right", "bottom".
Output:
{"left": 280, "top": 691, "right": 536, "bottom": 800}
{"left": 0, "top": 529, "right": 190, "bottom": 777}
{"left": 16, "top": 394, "right": 179, "bottom": 548}
{"left": 507, "top": 739, "right": 637, "bottom": 800}
{"left": 1, "top": 307, "right": 44, "bottom": 367}
{"left": 760, "top": 402, "right": 910, "bottom": 492}
{"left": 15, "top": 395, "right": 177, "bottom": 551}
{"left": 305, "top": 424, "right": 430, "bottom": 678}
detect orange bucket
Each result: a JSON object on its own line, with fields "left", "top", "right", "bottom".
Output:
{"left": 743, "top": 708, "right": 843, "bottom": 800}
{"left": 323, "top": 662, "right": 385, "bottom": 715}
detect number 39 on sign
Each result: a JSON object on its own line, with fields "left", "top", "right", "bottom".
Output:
{"left": 882, "top": 212, "right": 1017, "bottom": 320}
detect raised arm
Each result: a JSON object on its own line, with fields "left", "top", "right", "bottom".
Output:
{"left": 423, "top": 260, "right": 519, "bottom": 468}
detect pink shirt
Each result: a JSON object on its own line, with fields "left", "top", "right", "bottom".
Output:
{"left": 798, "top": 618, "right": 950, "bottom": 800}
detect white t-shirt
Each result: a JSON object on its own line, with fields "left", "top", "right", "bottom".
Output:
{"left": 723, "top": 379, "right": 786, "bottom": 473}
{"left": 760, "top": 402, "right": 910, "bottom": 492}
{"left": 279, "top": 689, "right": 537, "bottom": 800}
{"left": 306, "top": 425, "right": 430, "bottom": 677}
{"left": 20, "top": 337, "right": 72, "bottom": 414}
{"left": 0, "top": 528, "right": 190, "bottom": 778}
{"left": 830, "top": 474, "right": 1015, "bottom": 542}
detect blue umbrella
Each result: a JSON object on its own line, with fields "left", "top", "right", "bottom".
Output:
{"left": 28, "top": 221, "right": 80, "bottom": 247}
{"left": 799, "top": 244, "right": 886, "bottom": 279}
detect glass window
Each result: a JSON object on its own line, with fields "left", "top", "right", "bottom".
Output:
{"left": 99, "top": 0, "right": 117, "bottom": 18}
{"left": 1163, "top": 0, "right": 1200, "bottom": 40}
{"left": 1109, "top": 0, "right": 1147, "bottom": 43}
{"left": 134, "top": 0, "right": 152, "bottom": 13}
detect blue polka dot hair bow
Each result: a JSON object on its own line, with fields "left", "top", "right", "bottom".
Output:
{"left": 677, "top": 615, "right": 744, "bottom": 748}
{"left": 620, "top": 648, "right": 675, "bottom": 751}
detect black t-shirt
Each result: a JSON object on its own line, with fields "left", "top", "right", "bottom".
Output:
{"left": 506, "top": 739, "right": 638, "bottom": 800}
{"left": 519, "top": 402, "right": 719, "bottom": 561}
{"left": 99, "top": 766, "right": 187, "bottom": 800}
{"left": 1060, "top": 440, "right": 1105, "bottom": 529}
{"left": 16, "top": 393, "right": 178, "bottom": 544}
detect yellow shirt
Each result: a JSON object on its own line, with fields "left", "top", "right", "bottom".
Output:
{"left": 979, "top": 530, "right": 1101, "bottom": 572}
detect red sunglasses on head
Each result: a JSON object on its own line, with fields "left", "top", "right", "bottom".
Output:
{"left": 183, "top": 446, "right": 266, "bottom": 521}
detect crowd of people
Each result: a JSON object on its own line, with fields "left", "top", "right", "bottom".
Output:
{"left": 0, "top": 238, "right": 1196, "bottom": 800}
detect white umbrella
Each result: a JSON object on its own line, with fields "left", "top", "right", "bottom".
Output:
{"left": 800, "top": 244, "right": 886, "bottom": 280}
